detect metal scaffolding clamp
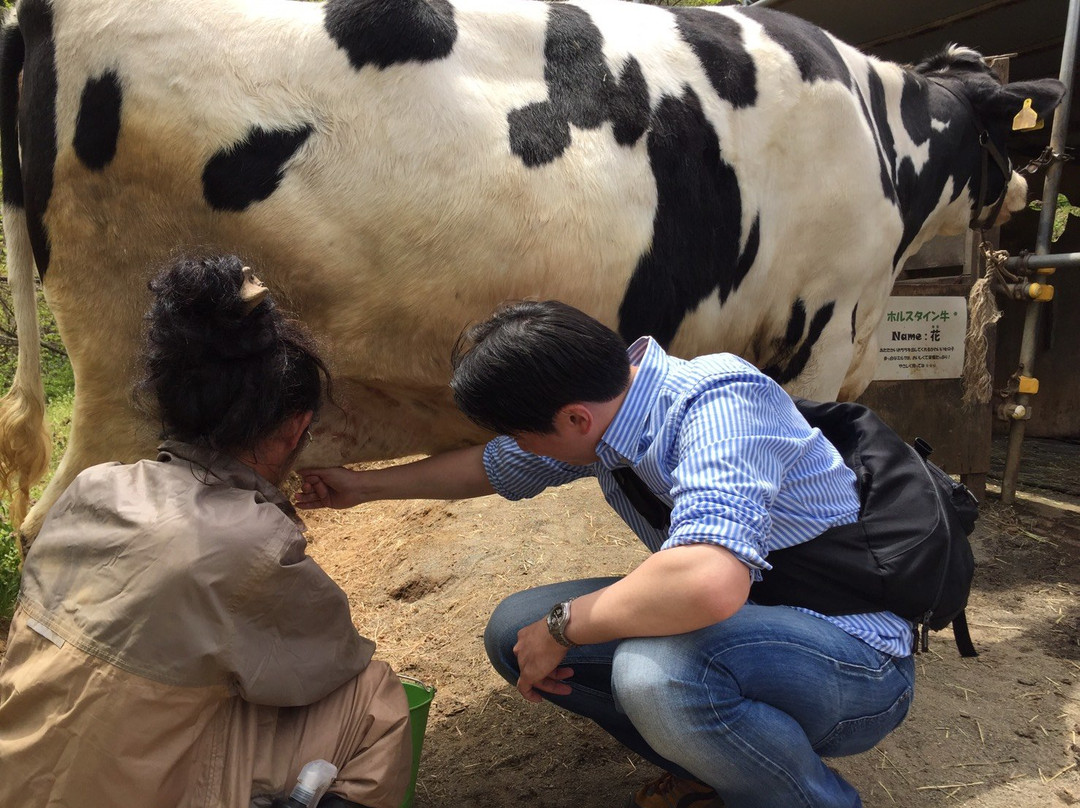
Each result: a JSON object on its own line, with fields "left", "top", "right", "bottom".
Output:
{"left": 1017, "top": 375, "right": 1040, "bottom": 395}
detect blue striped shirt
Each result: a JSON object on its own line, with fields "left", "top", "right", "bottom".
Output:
{"left": 482, "top": 337, "right": 913, "bottom": 657}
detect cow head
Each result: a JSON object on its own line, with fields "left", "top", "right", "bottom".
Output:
{"left": 915, "top": 46, "right": 1065, "bottom": 231}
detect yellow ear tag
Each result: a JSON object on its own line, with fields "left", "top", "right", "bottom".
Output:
{"left": 1012, "top": 98, "right": 1043, "bottom": 131}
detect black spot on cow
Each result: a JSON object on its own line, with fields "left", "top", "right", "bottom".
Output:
{"left": 617, "top": 88, "right": 756, "bottom": 347}
{"left": 892, "top": 151, "right": 923, "bottom": 267}
{"left": 508, "top": 4, "right": 649, "bottom": 167}
{"left": 735, "top": 214, "right": 760, "bottom": 290}
{"left": 611, "top": 57, "right": 650, "bottom": 147}
{"left": 899, "top": 73, "right": 933, "bottom": 146}
{"left": 74, "top": 71, "right": 123, "bottom": 171}
{"left": 851, "top": 70, "right": 897, "bottom": 205}
{"left": 781, "top": 299, "right": 806, "bottom": 348}
{"left": 868, "top": 69, "right": 897, "bottom": 186}
{"left": 762, "top": 298, "right": 835, "bottom": 385}
{"left": 324, "top": 0, "right": 456, "bottom": 71}
{"left": 671, "top": 7, "right": 756, "bottom": 108}
{"left": 850, "top": 303, "right": 858, "bottom": 343}
{"left": 0, "top": 22, "right": 26, "bottom": 208}
{"left": 202, "top": 125, "right": 314, "bottom": 212}
{"left": 12, "top": 0, "right": 57, "bottom": 278}
{"left": 891, "top": 74, "right": 973, "bottom": 268}
{"left": 740, "top": 6, "right": 848, "bottom": 85}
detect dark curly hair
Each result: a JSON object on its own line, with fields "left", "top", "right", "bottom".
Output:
{"left": 138, "top": 254, "right": 329, "bottom": 452}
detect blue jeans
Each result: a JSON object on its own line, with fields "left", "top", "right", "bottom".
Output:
{"left": 484, "top": 577, "right": 915, "bottom": 808}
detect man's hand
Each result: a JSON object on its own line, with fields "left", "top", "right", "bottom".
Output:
{"left": 513, "top": 619, "right": 574, "bottom": 703}
{"left": 296, "top": 467, "right": 368, "bottom": 510}
{"left": 295, "top": 445, "right": 495, "bottom": 510}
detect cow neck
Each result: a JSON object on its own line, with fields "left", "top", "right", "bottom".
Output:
{"left": 929, "top": 77, "right": 1011, "bottom": 231}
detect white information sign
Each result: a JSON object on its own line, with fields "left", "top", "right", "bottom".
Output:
{"left": 874, "top": 296, "right": 967, "bottom": 381}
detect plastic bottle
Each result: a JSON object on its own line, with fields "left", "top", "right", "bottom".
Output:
{"left": 284, "top": 759, "right": 338, "bottom": 808}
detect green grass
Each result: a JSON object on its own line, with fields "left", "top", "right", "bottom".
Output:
{"left": 0, "top": 503, "right": 20, "bottom": 620}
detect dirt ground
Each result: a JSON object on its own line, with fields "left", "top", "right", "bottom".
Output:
{"left": 2, "top": 456, "right": 1077, "bottom": 806}
{"left": 300, "top": 462, "right": 1080, "bottom": 808}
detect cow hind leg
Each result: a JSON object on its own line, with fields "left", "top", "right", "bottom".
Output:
{"left": 0, "top": 210, "right": 51, "bottom": 548}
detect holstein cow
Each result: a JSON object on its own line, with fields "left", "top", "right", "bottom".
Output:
{"left": 0, "top": 0, "right": 1065, "bottom": 545}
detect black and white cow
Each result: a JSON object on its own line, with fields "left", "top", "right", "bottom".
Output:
{"left": 0, "top": 0, "right": 1065, "bottom": 541}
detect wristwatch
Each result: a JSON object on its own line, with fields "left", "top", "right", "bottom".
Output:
{"left": 546, "top": 599, "right": 577, "bottom": 648}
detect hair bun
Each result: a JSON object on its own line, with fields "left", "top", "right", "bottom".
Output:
{"left": 214, "top": 310, "right": 278, "bottom": 361}
{"left": 140, "top": 252, "right": 328, "bottom": 452}
{"left": 147, "top": 255, "right": 279, "bottom": 363}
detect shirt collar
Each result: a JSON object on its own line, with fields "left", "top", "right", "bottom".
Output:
{"left": 156, "top": 440, "right": 303, "bottom": 526}
{"left": 597, "top": 336, "right": 669, "bottom": 467}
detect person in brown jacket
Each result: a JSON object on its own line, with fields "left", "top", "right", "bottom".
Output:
{"left": 0, "top": 255, "right": 413, "bottom": 808}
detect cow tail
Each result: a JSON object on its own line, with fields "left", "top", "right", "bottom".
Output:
{"left": 0, "top": 8, "right": 51, "bottom": 541}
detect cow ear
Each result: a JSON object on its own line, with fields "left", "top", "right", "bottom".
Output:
{"left": 986, "top": 78, "right": 1067, "bottom": 122}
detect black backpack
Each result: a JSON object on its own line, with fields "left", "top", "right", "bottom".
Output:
{"left": 750, "top": 398, "right": 979, "bottom": 657}
{"left": 611, "top": 398, "right": 979, "bottom": 657}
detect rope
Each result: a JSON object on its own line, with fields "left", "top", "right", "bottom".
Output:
{"left": 961, "top": 244, "right": 1006, "bottom": 407}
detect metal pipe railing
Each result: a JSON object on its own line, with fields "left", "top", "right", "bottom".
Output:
{"left": 1002, "top": 252, "right": 1080, "bottom": 271}
{"left": 1000, "top": 0, "right": 1080, "bottom": 504}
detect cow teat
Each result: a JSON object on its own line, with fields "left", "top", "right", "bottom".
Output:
{"left": 239, "top": 266, "right": 269, "bottom": 314}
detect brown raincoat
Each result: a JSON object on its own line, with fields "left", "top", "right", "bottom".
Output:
{"left": 0, "top": 443, "right": 412, "bottom": 807}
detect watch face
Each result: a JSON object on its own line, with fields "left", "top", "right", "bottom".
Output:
{"left": 550, "top": 604, "right": 566, "bottom": 621}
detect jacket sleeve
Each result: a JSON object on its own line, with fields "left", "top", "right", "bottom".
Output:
{"left": 224, "top": 513, "right": 375, "bottom": 707}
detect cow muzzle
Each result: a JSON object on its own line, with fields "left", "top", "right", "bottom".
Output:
{"left": 995, "top": 171, "right": 1030, "bottom": 226}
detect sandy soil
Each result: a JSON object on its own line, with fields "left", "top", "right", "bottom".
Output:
{"left": 300, "top": 466, "right": 1080, "bottom": 808}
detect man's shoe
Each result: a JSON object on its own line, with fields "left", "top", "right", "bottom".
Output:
{"left": 628, "top": 773, "right": 724, "bottom": 808}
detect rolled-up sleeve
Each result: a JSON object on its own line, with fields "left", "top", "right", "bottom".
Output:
{"left": 483, "top": 437, "right": 596, "bottom": 500}
{"left": 662, "top": 379, "right": 808, "bottom": 577}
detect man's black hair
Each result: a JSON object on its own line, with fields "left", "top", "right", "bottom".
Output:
{"left": 450, "top": 300, "right": 631, "bottom": 435}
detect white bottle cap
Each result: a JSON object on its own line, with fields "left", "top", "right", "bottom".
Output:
{"left": 290, "top": 759, "right": 339, "bottom": 808}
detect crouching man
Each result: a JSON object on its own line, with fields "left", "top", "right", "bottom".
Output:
{"left": 299, "top": 300, "right": 915, "bottom": 808}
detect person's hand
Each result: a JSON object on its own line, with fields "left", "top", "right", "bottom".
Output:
{"left": 513, "top": 618, "right": 574, "bottom": 703}
{"left": 295, "top": 467, "right": 368, "bottom": 510}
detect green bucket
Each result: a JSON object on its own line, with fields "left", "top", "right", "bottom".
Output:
{"left": 400, "top": 676, "right": 436, "bottom": 808}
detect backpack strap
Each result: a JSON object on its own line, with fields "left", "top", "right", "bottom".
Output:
{"left": 951, "top": 610, "right": 979, "bottom": 658}
{"left": 610, "top": 466, "right": 672, "bottom": 530}
{"left": 914, "top": 610, "right": 979, "bottom": 657}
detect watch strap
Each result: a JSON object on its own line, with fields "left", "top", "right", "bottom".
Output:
{"left": 547, "top": 598, "right": 577, "bottom": 648}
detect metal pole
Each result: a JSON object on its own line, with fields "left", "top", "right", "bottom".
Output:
{"left": 1002, "top": 252, "right": 1080, "bottom": 271}
{"left": 1000, "top": 0, "right": 1079, "bottom": 504}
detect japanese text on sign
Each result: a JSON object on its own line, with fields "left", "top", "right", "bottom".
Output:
{"left": 873, "top": 296, "right": 967, "bottom": 381}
